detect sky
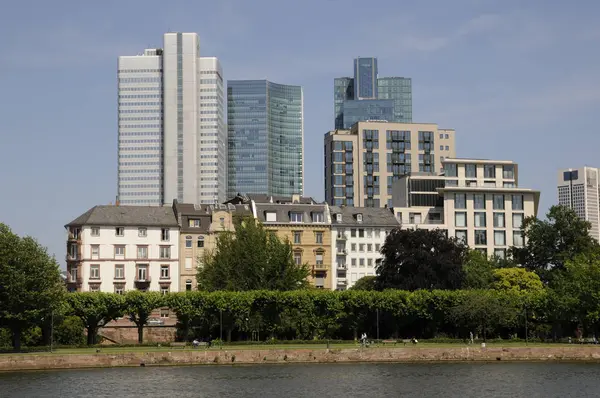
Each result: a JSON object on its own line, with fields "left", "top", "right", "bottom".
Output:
{"left": 1, "top": 0, "right": 600, "bottom": 266}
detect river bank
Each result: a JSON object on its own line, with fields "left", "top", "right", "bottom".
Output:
{"left": 3, "top": 346, "right": 600, "bottom": 371}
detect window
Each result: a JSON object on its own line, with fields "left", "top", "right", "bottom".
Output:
{"left": 454, "top": 193, "right": 466, "bottom": 209}
{"left": 159, "top": 246, "right": 171, "bottom": 259}
{"left": 357, "top": 214, "right": 363, "bottom": 222}
{"left": 374, "top": 229, "right": 381, "bottom": 238}
{"left": 137, "top": 266, "right": 148, "bottom": 281}
{"left": 161, "top": 228, "right": 170, "bottom": 241}
{"left": 315, "top": 232, "right": 323, "bottom": 244}
{"left": 455, "top": 212, "right": 467, "bottom": 227}
{"left": 375, "top": 243, "right": 381, "bottom": 251}
{"left": 197, "top": 238, "right": 205, "bottom": 248}
{"left": 91, "top": 227, "right": 100, "bottom": 237}
{"left": 266, "top": 212, "right": 277, "bottom": 222}
{"left": 293, "top": 231, "right": 301, "bottom": 244}
{"left": 474, "top": 212, "right": 486, "bottom": 228}
{"left": 465, "top": 164, "right": 477, "bottom": 178}
{"left": 89, "top": 285, "right": 100, "bottom": 292}
{"left": 188, "top": 219, "right": 201, "bottom": 228}
{"left": 368, "top": 259, "right": 373, "bottom": 267}
{"left": 359, "top": 259, "right": 365, "bottom": 266}
{"left": 512, "top": 195, "right": 524, "bottom": 211}
{"left": 359, "top": 244, "right": 365, "bottom": 252}
{"left": 367, "top": 244, "right": 372, "bottom": 252}
{"left": 160, "top": 309, "right": 170, "bottom": 318}
{"left": 160, "top": 265, "right": 170, "bottom": 279}
{"left": 513, "top": 230, "right": 524, "bottom": 246}
{"left": 316, "top": 253, "right": 324, "bottom": 265}
{"left": 444, "top": 163, "right": 457, "bottom": 177}
{"left": 358, "top": 229, "right": 364, "bottom": 238}
{"left": 455, "top": 230, "right": 467, "bottom": 244}
{"left": 114, "top": 245, "right": 125, "bottom": 258}
{"left": 294, "top": 252, "right": 302, "bottom": 265}
{"left": 336, "top": 213, "right": 342, "bottom": 222}
{"left": 493, "top": 195, "right": 505, "bottom": 210}
{"left": 351, "top": 243, "right": 356, "bottom": 252}
{"left": 366, "top": 229, "right": 372, "bottom": 238}
{"left": 493, "top": 213, "right": 505, "bottom": 228}
{"left": 494, "top": 249, "right": 506, "bottom": 259}
{"left": 351, "top": 258, "right": 356, "bottom": 267}
{"left": 475, "top": 230, "right": 487, "bottom": 245}
{"left": 185, "top": 237, "right": 192, "bottom": 248}
{"left": 290, "top": 212, "right": 303, "bottom": 222}
{"left": 137, "top": 246, "right": 148, "bottom": 259}
{"left": 513, "top": 213, "right": 524, "bottom": 229}
{"left": 185, "top": 257, "right": 192, "bottom": 270}
{"left": 219, "top": 217, "right": 225, "bottom": 226}
{"left": 409, "top": 213, "right": 422, "bottom": 224}
{"left": 114, "top": 264, "right": 124, "bottom": 279}
{"left": 115, "top": 227, "right": 124, "bottom": 237}
{"left": 91, "top": 245, "right": 99, "bottom": 258}
{"left": 115, "top": 285, "right": 124, "bottom": 295}
{"left": 138, "top": 228, "right": 147, "bottom": 237}
{"left": 484, "top": 164, "right": 496, "bottom": 178}
{"left": 312, "top": 212, "right": 324, "bottom": 223}
{"left": 494, "top": 231, "right": 506, "bottom": 246}
{"left": 185, "top": 280, "right": 192, "bottom": 291}
{"left": 503, "top": 165, "right": 514, "bottom": 179}
{"left": 90, "top": 265, "right": 100, "bottom": 279}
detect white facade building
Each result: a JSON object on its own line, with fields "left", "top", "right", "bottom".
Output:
{"left": 65, "top": 205, "right": 180, "bottom": 293}
{"left": 393, "top": 158, "right": 540, "bottom": 258}
{"left": 329, "top": 206, "right": 400, "bottom": 290}
{"left": 557, "top": 167, "right": 600, "bottom": 241}
{"left": 117, "top": 32, "right": 226, "bottom": 206}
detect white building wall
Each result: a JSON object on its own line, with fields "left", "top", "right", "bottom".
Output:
{"left": 117, "top": 50, "right": 163, "bottom": 205}
{"left": 78, "top": 226, "right": 180, "bottom": 292}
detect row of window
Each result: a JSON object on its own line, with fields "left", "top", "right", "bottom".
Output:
{"left": 454, "top": 212, "right": 524, "bottom": 229}
{"left": 265, "top": 211, "right": 325, "bottom": 223}
{"left": 454, "top": 193, "right": 524, "bottom": 211}
{"left": 85, "top": 263, "right": 171, "bottom": 280}
{"left": 455, "top": 229, "right": 523, "bottom": 247}
{"left": 119, "top": 77, "right": 162, "bottom": 83}
{"left": 90, "top": 227, "right": 171, "bottom": 240}
{"left": 445, "top": 163, "right": 515, "bottom": 179}
{"left": 292, "top": 231, "right": 325, "bottom": 244}
{"left": 118, "top": 69, "right": 162, "bottom": 74}
{"left": 86, "top": 244, "right": 172, "bottom": 260}
{"left": 346, "top": 242, "right": 382, "bottom": 253}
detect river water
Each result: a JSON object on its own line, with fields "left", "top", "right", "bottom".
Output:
{"left": 1, "top": 362, "right": 599, "bottom": 397}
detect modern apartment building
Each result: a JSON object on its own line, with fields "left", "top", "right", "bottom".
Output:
{"left": 324, "top": 121, "right": 456, "bottom": 207}
{"left": 329, "top": 206, "right": 399, "bottom": 290}
{"left": 334, "top": 57, "right": 412, "bottom": 129}
{"left": 227, "top": 80, "right": 304, "bottom": 199}
{"left": 65, "top": 205, "right": 180, "bottom": 293}
{"left": 117, "top": 32, "right": 227, "bottom": 206}
{"left": 557, "top": 167, "right": 600, "bottom": 241}
{"left": 392, "top": 158, "right": 540, "bottom": 258}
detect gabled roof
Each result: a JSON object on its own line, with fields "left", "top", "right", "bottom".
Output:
{"left": 255, "top": 203, "right": 329, "bottom": 224}
{"left": 65, "top": 205, "right": 178, "bottom": 228}
{"left": 329, "top": 206, "right": 400, "bottom": 227}
{"left": 226, "top": 193, "right": 320, "bottom": 205}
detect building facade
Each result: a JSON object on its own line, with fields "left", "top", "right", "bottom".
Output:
{"left": 334, "top": 57, "right": 412, "bottom": 129}
{"left": 117, "top": 32, "right": 227, "bottom": 206}
{"left": 227, "top": 80, "right": 304, "bottom": 199}
{"left": 65, "top": 205, "right": 180, "bottom": 293}
{"left": 557, "top": 167, "right": 600, "bottom": 241}
{"left": 329, "top": 206, "right": 399, "bottom": 290}
{"left": 324, "top": 121, "right": 456, "bottom": 207}
{"left": 393, "top": 158, "right": 540, "bottom": 258}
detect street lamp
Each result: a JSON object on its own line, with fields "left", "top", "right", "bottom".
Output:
{"left": 219, "top": 309, "right": 223, "bottom": 342}
{"left": 376, "top": 308, "right": 380, "bottom": 342}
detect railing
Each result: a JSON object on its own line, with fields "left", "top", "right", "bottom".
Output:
{"left": 66, "top": 254, "right": 79, "bottom": 261}
{"left": 337, "top": 278, "right": 348, "bottom": 285}
{"left": 134, "top": 275, "right": 152, "bottom": 283}
{"left": 314, "top": 264, "right": 328, "bottom": 270}
{"left": 67, "top": 276, "right": 83, "bottom": 285}
{"left": 336, "top": 249, "right": 348, "bottom": 255}
{"left": 337, "top": 264, "right": 347, "bottom": 270}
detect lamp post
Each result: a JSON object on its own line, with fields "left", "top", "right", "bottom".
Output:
{"left": 220, "top": 309, "right": 223, "bottom": 341}
{"left": 524, "top": 305, "right": 528, "bottom": 346}
{"left": 376, "top": 308, "right": 380, "bottom": 342}
{"left": 50, "top": 310, "right": 54, "bottom": 353}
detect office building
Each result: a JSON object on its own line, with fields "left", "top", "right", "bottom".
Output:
{"left": 334, "top": 57, "right": 412, "bottom": 129}
{"left": 117, "top": 32, "right": 227, "bottom": 206}
{"left": 392, "top": 158, "right": 540, "bottom": 258}
{"left": 557, "top": 167, "right": 600, "bottom": 241}
{"left": 227, "top": 80, "right": 304, "bottom": 199}
{"left": 324, "top": 121, "right": 456, "bottom": 207}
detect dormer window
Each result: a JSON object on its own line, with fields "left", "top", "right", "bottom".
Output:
{"left": 312, "top": 212, "right": 324, "bottom": 223}
{"left": 336, "top": 213, "right": 342, "bottom": 222}
{"left": 356, "top": 214, "right": 363, "bottom": 223}
{"left": 265, "top": 212, "right": 277, "bottom": 222}
{"left": 290, "top": 212, "right": 303, "bottom": 223}
{"left": 189, "top": 219, "right": 201, "bottom": 228}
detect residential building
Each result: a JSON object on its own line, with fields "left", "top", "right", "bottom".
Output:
{"left": 174, "top": 201, "right": 252, "bottom": 291}
{"left": 324, "top": 121, "right": 456, "bottom": 207}
{"left": 117, "top": 32, "right": 227, "bottom": 206}
{"left": 557, "top": 167, "right": 600, "bottom": 241}
{"left": 227, "top": 80, "right": 304, "bottom": 199}
{"left": 329, "top": 206, "right": 400, "bottom": 290}
{"left": 393, "top": 158, "right": 540, "bottom": 258}
{"left": 64, "top": 205, "right": 180, "bottom": 293}
{"left": 334, "top": 57, "right": 412, "bottom": 129}
{"left": 253, "top": 196, "right": 332, "bottom": 289}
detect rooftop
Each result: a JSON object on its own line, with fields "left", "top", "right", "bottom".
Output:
{"left": 65, "top": 205, "right": 178, "bottom": 228}
{"left": 329, "top": 206, "right": 399, "bottom": 227}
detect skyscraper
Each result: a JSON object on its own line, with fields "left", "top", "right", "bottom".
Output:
{"left": 117, "top": 32, "right": 227, "bottom": 206}
{"left": 557, "top": 167, "right": 600, "bottom": 241}
{"left": 227, "top": 80, "right": 304, "bottom": 198}
{"left": 334, "top": 57, "right": 412, "bottom": 130}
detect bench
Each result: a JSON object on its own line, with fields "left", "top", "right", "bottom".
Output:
{"left": 382, "top": 339, "right": 397, "bottom": 346}
{"left": 195, "top": 342, "right": 209, "bottom": 348}
{"left": 170, "top": 342, "right": 187, "bottom": 348}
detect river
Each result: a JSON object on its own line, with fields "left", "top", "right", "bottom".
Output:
{"left": 1, "top": 362, "right": 599, "bottom": 397}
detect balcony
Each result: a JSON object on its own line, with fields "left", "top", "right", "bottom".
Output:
{"left": 337, "top": 263, "right": 347, "bottom": 271}
{"left": 337, "top": 278, "right": 348, "bottom": 286}
{"left": 336, "top": 248, "right": 347, "bottom": 255}
{"left": 67, "top": 232, "right": 81, "bottom": 242}
{"left": 314, "top": 263, "right": 328, "bottom": 270}
{"left": 66, "top": 276, "right": 83, "bottom": 285}
{"left": 66, "top": 253, "right": 79, "bottom": 262}
{"left": 134, "top": 275, "right": 152, "bottom": 284}
{"left": 336, "top": 234, "right": 347, "bottom": 241}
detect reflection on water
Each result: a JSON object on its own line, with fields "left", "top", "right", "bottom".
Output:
{"left": 1, "top": 362, "right": 600, "bottom": 397}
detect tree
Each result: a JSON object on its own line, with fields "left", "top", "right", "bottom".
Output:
{"left": 0, "top": 224, "right": 65, "bottom": 351}
{"left": 67, "top": 292, "right": 125, "bottom": 345}
{"left": 351, "top": 276, "right": 376, "bottom": 291}
{"left": 510, "top": 205, "right": 600, "bottom": 281}
{"left": 493, "top": 268, "right": 543, "bottom": 293}
{"left": 375, "top": 228, "right": 468, "bottom": 291}
{"left": 125, "top": 291, "right": 164, "bottom": 344}
{"left": 463, "top": 250, "right": 496, "bottom": 289}
{"left": 198, "top": 217, "right": 310, "bottom": 291}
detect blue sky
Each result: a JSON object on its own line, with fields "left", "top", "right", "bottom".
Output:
{"left": 1, "top": 0, "right": 599, "bottom": 265}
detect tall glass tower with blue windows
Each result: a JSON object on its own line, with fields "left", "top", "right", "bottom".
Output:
{"left": 334, "top": 57, "right": 412, "bottom": 130}
{"left": 227, "top": 80, "right": 304, "bottom": 199}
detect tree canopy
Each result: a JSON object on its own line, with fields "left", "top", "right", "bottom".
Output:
{"left": 375, "top": 228, "right": 468, "bottom": 291}
{"left": 197, "top": 217, "right": 310, "bottom": 291}
{"left": 351, "top": 276, "right": 376, "bottom": 291}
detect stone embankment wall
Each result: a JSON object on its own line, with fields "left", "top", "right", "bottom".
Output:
{"left": 99, "top": 326, "right": 177, "bottom": 345}
{"left": 3, "top": 347, "right": 600, "bottom": 371}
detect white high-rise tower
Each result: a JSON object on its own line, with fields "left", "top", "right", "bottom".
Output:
{"left": 117, "top": 32, "right": 226, "bottom": 206}
{"left": 557, "top": 167, "right": 600, "bottom": 241}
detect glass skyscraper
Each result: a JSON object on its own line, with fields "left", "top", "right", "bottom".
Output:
{"left": 334, "top": 57, "right": 412, "bottom": 130}
{"left": 227, "top": 80, "right": 304, "bottom": 198}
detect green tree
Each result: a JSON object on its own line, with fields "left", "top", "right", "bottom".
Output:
{"left": 54, "top": 316, "right": 86, "bottom": 346}
{"left": 0, "top": 224, "right": 65, "bottom": 350}
{"left": 376, "top": 228, "right": 468, "bottom": 291}
{"left": 351, "top": 276, "right": 376, "bottom": 291}
{"left": 509, "top": 205, "right": 600, "bottom": 281}
{"left": 125, "top": 291, "right": 164, "bottom": 344}
{"left": 67, "top": 292, "right": 125, "bottom": 345}
{"left": 198, "top": 217, "right": 310, "bottom": 291}
{"left": 463, "top": 250, "right": 496, "bottom": 289}
{"left": 493, "top": 268, "right": 544, "bottom": 293}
